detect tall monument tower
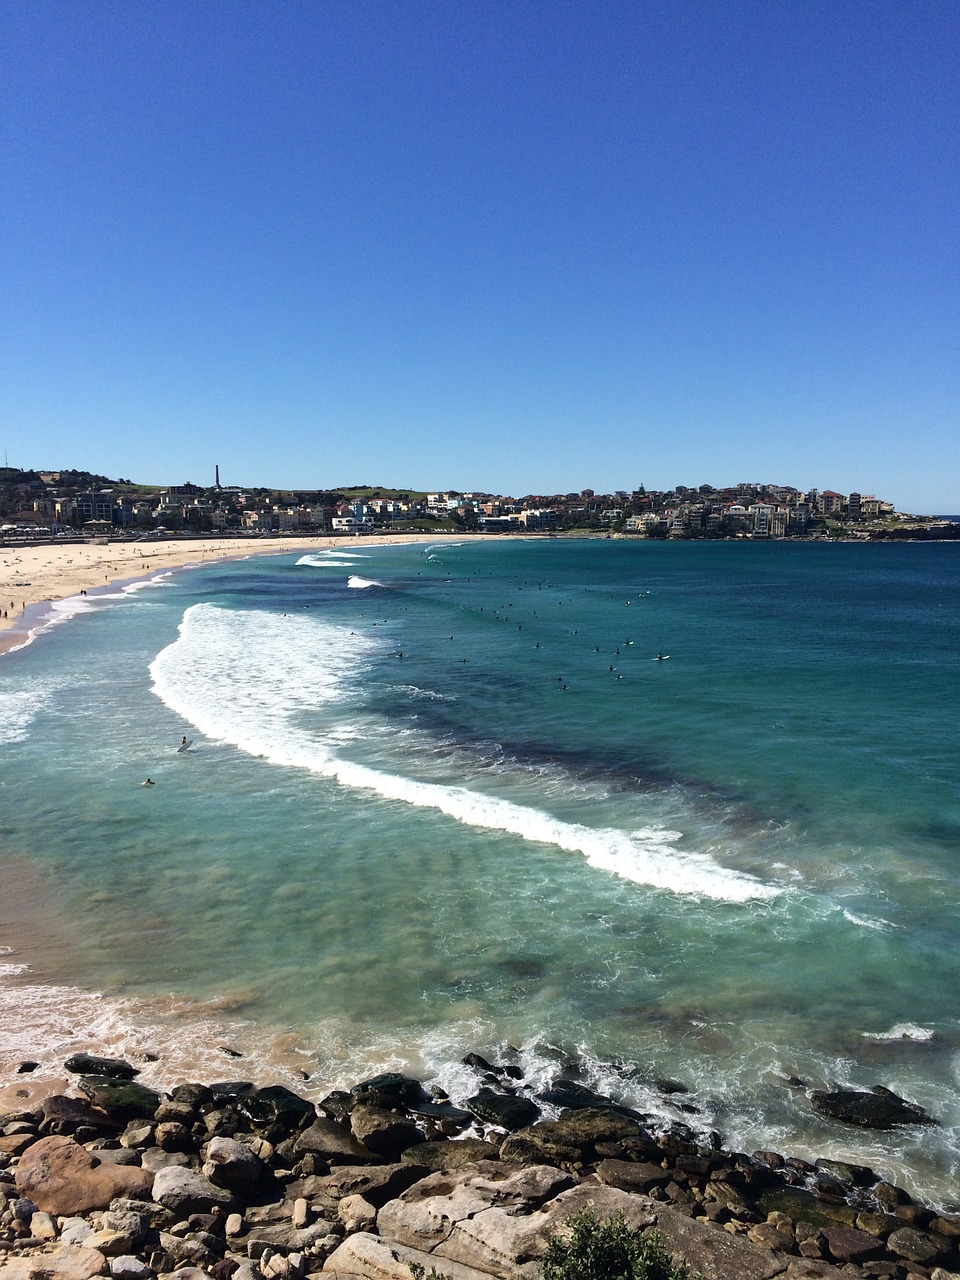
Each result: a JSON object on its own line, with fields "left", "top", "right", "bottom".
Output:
{"left": 215, "top": 464, "right": 220, "bottom": 489}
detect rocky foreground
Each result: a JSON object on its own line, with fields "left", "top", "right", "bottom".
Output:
{"left": 1, "top": 1052, "right": 958, "bottom": 1280}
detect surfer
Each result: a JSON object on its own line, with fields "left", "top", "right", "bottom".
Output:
{"left": 141, "top": 778, "right": 155, "bottom": 787}
{"left": 181, "top": 736, "right": 188, "bottom": 747}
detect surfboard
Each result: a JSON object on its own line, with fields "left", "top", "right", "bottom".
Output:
{"left": 177, "top": 740, "right": 193, "bottom": 752}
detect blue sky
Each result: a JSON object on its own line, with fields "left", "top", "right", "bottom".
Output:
{"left": 2, "top": 1, "right": 957, "bottom": 510}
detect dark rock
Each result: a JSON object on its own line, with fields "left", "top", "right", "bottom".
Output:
{"left": 886, "top": 1225, "right": 947, "bottom": 1265}
{"left": 756, "top": 1186, "right": 858, "bottom": 1230}
{"left": 461, "top": 1052, "right": 523, "bottom": 1081}
{"left": 41, "top": 1094, "right": 122, "bottom": 1137}
{"left": 408, "top": 1100, "right": 474, "bottom": 1129}
{"left": 595, "top": 1158, "right": 673, "bottom": 1193}
{"left": 856, "top": 1210, "right": 911, "bottom": 1239}
{"left": 814, "top": 1157, "right": 877, "bottom": 1188}
{"left": 654, "top": 1077, "right": 690, "bottom": 1095}
{"left": 318, "top": 1090, "right": 353, "bottom": 1122}
{"left": 504, "top": 1107, "right": 642, "bottom": 1165}
{"left": 350, "top": 1073, "right": 428, "bottom": 1107}
{"left": 293, "top": 1115, "right": 376, "bottom": 1163}
{"left": 400, "top": 1138, "right": 501, "bottom": 1170}
{"left": 235, "top": 1084, "right": 315, "bottom": 1131}
{"left": 76, "top": 1079, "right": 161, "bottom": 1123}
{"left": 203, "top": 1107, "right": 250, "bottom": 1138}
{"left": 16, "top": 1061, "right": 39, "bottom": 1074}
{"left": 169, "top": 1083, "right": 214, "bottom": 1109}
{"left": 65, "top": 1053, "right": 139, "bottom": 1080}
{"left": 349, "top": 1104, "right": 426, "bottom": 1159}
{"left": 809, "top": 1087, "right": 938, "bottom": 1129}
{"left": 820, "top": 1226, "right": 886, "bottom": 1264}
{"left": 465, "top": 1087, "right": 540, "bottom": 1131}
{"left": 538, "top": 1080, "right": 617, "bottom": 1109}
{"left": 208, "top": 1081, "right": 256, "bottom": 1100}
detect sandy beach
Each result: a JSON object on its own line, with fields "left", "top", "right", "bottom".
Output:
{"left": 0, "top": 532, "right": 457, "bottom": 655}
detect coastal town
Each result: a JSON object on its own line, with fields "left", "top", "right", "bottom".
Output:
{"left": 0, "top": 467, "right": 955, "bottom": 543}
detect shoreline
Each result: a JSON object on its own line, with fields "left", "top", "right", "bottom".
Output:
{"left": 0, "top": 532, "right": 492, "bottom": 656}
{"left": 2, "top": 1052, "right": 958, "bottom": 1280}
{"left": 3, "top": 535, "right": 958, "bottom": 1225}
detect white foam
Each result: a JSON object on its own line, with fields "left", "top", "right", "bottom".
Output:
{"left": 296, "top": 554, "right": 366, "bottom": 568}
{"left": 863, "top": 1023, "right": 935, "bottom": 1042}
{"left": 347, "top": 576, "right": 382, "bottom": 589}
{"left": 149, "top": 605, "right": 778, "bottom": 903}
{"left": 842, "top": 908, "right": 898, "bottom": 931}
{"left": 0, "top": 688, "right": 50, "bottom": 744}
{"left": 296, "top": 552, "right": 370, "bottom": 568}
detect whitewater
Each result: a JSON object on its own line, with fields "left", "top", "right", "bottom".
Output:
{"left": 1, "top": 536, "right": 959, "bottom": 1207}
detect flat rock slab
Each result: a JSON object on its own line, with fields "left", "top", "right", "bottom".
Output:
{"left": 323, "top": 1231, "right": 495, "bottom": 1280}
{"left": 652, "top": 1205, "right": 785, "bottom": 1280}
{"left": 1, "top": 1245, "right": 108, "bottom": 1279}
{"left": 15, "top": 1135, "right": 154, "bottom": 1215}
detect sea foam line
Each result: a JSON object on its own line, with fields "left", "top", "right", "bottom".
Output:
{"left": 149, "top": 605, "right": 777, "bottom": 904}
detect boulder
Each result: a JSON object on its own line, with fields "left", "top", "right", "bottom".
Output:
{"left": 502, "top": 1107, "right": 642, "bottom": 1164}
{"left": 75, "top": 1078, "right": 161, "bottom": 1123}
{"left": 651, "top": 1204, "right": 785, "bottom": 1280}
{"left": 64, "top": 1053, "right": 139, "bottom": 1080}
{"left": 809, "top": 1087, "right": 937, "bottom": 1129}
{"left": 203, "top": 1135, "right": 270, "bottom": 1194}
{"left": 235, "top": 1084, "right": 315, "bottom": 1132}
{"left": 538, "top": 1080, "right": 646, "bottom": 1121}
{"left": 15, "top": 1136, "right": 154, "bottom": 1215}
{"left": 41, "top": 1093, "right": 122, "bottom": 1137}
{"left": 436, "top": 1182, "right": 656, "bottom": 1278}
{"left": 378, "top": 1162, "right": 575, "bottom": 1258}
{"left": 400, "top": 1138, "right": 500, "bottom": 1171}
{"left": 350, "top": 1073, "right": 429, "bottom": 1108}
{"left": 465, "top": 1087, "right": 540, "bottom": 1131}
{"left": 305, "top": 1160, "right": 429, "bottom": 1208}
{"left": 109, "top": 1259, "right": 154, "bottom": 1280}
{"left": 820, "top": 1226, "right": 886, "bottom": 1264}
{"left": 595, "top": 1158, "right": 673, "bottom": 1193}
{"left": 886, "top": 1225, "right": 946, "bottom": 1265}
{"left": 293, "top": 1115, "right": 375, "bottom": 1162}
{"left": 0, "top": 1246, "right": 108, "bottom": 1279}
{"left": 322, "top": 1231, "right": 495, "bottom": 1280}
{"left": 349, "top": 1104, "right": 426, "bottom": 1159}
{"left": 152, "top": 1164, "right": 237, "bottom": 1216}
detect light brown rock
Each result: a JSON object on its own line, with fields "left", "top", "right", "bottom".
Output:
{"left": 15, "top": 1135, "right": 154, "bottom": 1215}
{"left": 322, "top": 1231, "right": 497, "bottom": 1280}
{"left": 0, "top": 1245, "right": 108, "bottom": 1279}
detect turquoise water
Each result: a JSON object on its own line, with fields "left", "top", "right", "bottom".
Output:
{"left": 1, "top": 538, "right": 959, "bottom": 1205}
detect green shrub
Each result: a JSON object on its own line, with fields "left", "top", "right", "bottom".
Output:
{"left": 540, "top": 1210, "right": 695, "bottom": 1280}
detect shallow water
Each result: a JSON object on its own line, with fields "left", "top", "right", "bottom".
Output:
{"left": 1, "top": 538, "right": 959, "bottom": 1206}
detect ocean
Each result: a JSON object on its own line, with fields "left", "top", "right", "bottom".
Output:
{"left": 1, "top": 537, "right": 959, "bottom": 1208}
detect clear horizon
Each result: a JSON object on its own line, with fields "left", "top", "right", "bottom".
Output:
{"left": 3, "top": 2, "right": 958, "bottom": 512}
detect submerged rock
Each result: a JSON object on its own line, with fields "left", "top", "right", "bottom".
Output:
{"left": 809, "top": 1086, "right": 938, "bottom": 1129}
